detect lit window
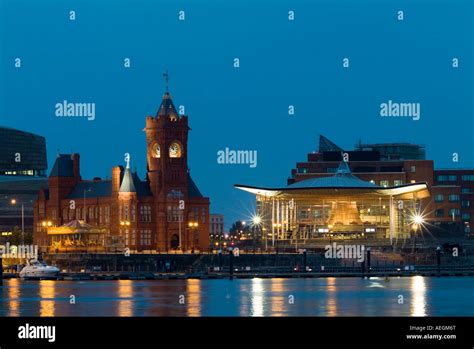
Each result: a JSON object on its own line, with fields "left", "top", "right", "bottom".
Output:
{"left": 448, "top": 194, "right": 460, "bottom": 202}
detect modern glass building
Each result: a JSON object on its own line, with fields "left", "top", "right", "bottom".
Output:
{"left": 0, "top": 126, "right": 48, "bottom": 236}
{"left": 236, "top": 161, "right": 430, "bottom": 248}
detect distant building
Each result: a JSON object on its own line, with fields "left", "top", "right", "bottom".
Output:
{"left": 33, "top": 88, "right": 210, "bottom": 253}
{"left": 235, "top": 135, "right": 473, "bottom": 248}
{"left": 287, "top": 135, "right": 473, "bottom": 236}
{"left": 210, "top": 214, "right": 224, "bottom": 237}
{"left": 0, "top": 127, "right": 48, "bottom": 235}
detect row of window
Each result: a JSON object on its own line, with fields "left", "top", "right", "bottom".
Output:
{"left": 62, "top": 206, "right": 111, "bottom": 224}
{"left": 369, "top": 179, "right": 404, "bottom": 187}
{"left": 122, "top": 229, "right": 152, "bottom": 246}
{"left": 211, "top": 223, "right": 224, "bottom": 234}
{"left": 438, "top": 174, "right": 474, "bottom": 182}
{"left": 434, "top": 194, "right": 463, "bottom": 203}
{"left": 166, "top": 206, "right": 207, "bottom": 223}
{"left": 59, "top": 205, "right": 153, "bottom": 224}
{"left": 435, "top": 209, "right": 470, "bottom": 220}
{"left": 437, "top": 175, "right": 458, "bottom": 182}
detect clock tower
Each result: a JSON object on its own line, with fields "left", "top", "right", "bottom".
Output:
{"left": 145, "top": 76, "right": 205, "bottom": 251}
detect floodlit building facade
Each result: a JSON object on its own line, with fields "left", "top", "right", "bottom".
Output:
{"left": 33, "top": 89, "right": 210, "bottom": 253}
{"left": 236, "top": 161, "right": 430, "bottom": 247}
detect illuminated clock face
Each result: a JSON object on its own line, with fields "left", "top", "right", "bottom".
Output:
{"left": 152, "top": 143, "right": 160, "bottom": 158}
{"left": 169, "top": 142, "right": 182, "bottom": 158}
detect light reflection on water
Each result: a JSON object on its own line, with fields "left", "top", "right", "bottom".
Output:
{"left": 410, "top": 276, "right": 426, "bottom": 317}
{"left": 1, "top": 277, "right": 473, "bottom": 317}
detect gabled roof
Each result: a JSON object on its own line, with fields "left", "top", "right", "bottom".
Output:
{"left": 50, "top": 154, "right": 74, "bottom": 177}
{"left": 132, "top": 172, "right": 153, "bottom": 197}
{"left": 66, "top": 172, "right": 153, "bottom": 199}
{"left": 68, "top": 180, "right": 112, "bottom": 199}
{"left": 188, "top": 174, "right": 203, "bottom": 198}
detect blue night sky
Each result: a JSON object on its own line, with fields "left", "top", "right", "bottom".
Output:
{"left": 0, "top": 0, "right": 472, "bottom": 229}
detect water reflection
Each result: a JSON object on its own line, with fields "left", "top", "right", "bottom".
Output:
{"left": 270, "top": 279, "right": 288, "bottom": 316}
{"left": 326, "top": 277, "right": 338, "bottom": 316}
{"left": 250, "top": 278, "right": 264, "bottom": 317}
{"left": 186, "top": 279, "right": 201, "bottom": 317}
{"left": 1, "top": 277, "right": 471, "bottom": 316}
{"left": 39, "top": 280, "right": 56, "bottom": 317}
{"left": 117, "top": 280, "right": 134, "bottom": 316}
{"left": 410, "top": 276, "right": 427, "bottom": 316}
{"left": 8, "top": 278, "right": 20, "bottom": 316}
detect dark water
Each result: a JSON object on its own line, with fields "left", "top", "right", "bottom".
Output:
{"left": 1, "top": 276, "right": 473, "bottom": 316}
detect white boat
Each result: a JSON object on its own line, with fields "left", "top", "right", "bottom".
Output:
{"left": 19, "top": 260, "right": 60, "bottom": 279}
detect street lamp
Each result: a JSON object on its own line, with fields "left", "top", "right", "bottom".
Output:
{"left": 10, "top": 198, "right": 24, "bottom": 245}
{"left": 412, "top": 223, "right": 419, "bottom": 254}
{"left": 411, "top": 214, "right": 424, "bottom": 255}
{"left": 83, "top": 188, "right": 91, "bottom": 222}
{"left": 42, "top": 221, "right": 53, "bottom": 227}
{"left": 188, "top": 221, "right": 199, "bottom": 248}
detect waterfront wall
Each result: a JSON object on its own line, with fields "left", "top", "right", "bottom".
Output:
{"left": 41, "top": 251, "right": 474, "bottom": 273}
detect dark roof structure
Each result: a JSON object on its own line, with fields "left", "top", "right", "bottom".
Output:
{"left": 188, "top": 174, "right": 203, "bottom": 198}
{"left": 156, "top": 92, "right": 179, "bottom": 118}
{"left": 318, "top": 135, "right": 343, "bottom": 152}
{"left": 50, "top": 154, "right": 74, "bottom": 177}
{"left": 132, "top": 172, "right": 153, "bottom": 197}
{"left": 67, "top": 170, "right": 153, "bottom": 199}
{"left": 289, "top": 161, "right": 377, "bottom": 189}
{"left": 68, "top": 181, "right": 112, "bottom": 199}
{"left": 235, "top": 160, "right": 430, "bottom": 199}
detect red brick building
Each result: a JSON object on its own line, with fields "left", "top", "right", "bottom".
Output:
{"left": 33, "top": 90, "right": 210, "bottom": 252}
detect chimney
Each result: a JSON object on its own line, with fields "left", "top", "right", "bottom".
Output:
{"left": 72, "top": 153, "right": 81, "bottom": 181}
{"left": 112, "top": 166, "right": 123, "bottom": 196}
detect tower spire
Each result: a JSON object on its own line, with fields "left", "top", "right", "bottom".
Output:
{"left": 163, "top": 69, "right": 169, "bottom": 93}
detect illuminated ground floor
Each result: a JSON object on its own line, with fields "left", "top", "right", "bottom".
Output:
{"left": 236, "top": 161, "right": 430, "bottom": 247}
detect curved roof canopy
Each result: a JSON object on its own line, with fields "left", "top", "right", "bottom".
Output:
{"left": 235, "top": 161, "right": 430, "bottom": 200}
{"left": 288, "top": 161, "right": 376, "bottom": 189}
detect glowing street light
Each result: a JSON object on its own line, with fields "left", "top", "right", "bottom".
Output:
{"left": 252, "top": 215, "right": 262, "bottom": 226}
{"left": 413, "top": 215, "right": 424, "bottom": 225}
{"left": 10, "top": 198, "right": 24, "bottom": 244}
